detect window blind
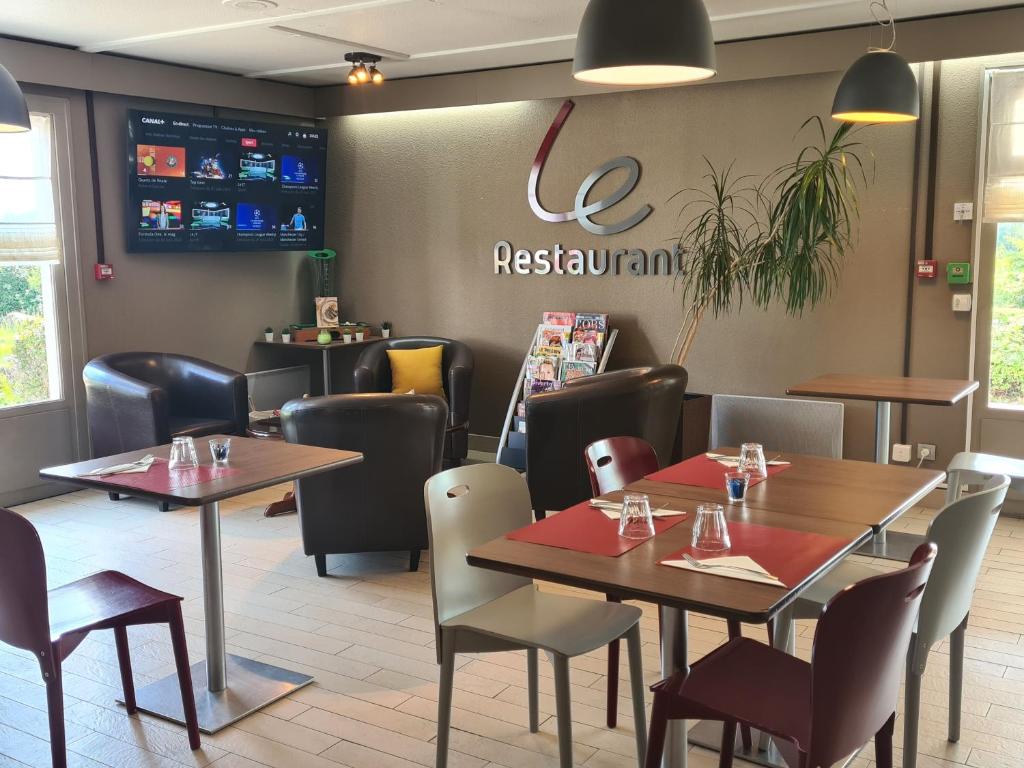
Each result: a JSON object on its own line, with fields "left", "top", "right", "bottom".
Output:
{"left": 985, "top": 68, "right": 1024, "bottom": 223}
{"left": 0, "top": 113, "right": 59, "bottom": 263}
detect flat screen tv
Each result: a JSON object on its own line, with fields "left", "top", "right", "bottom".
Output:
{"left": 127, "top": 110, "right": 328, "bottom": 253}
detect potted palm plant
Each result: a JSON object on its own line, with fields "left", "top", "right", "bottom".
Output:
{"left": 672, "top": 118, "right": 871, "bottom": 453}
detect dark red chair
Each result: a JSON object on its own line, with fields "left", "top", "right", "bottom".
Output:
{"left": 644, "top": 543, "right": 937, "bottom": 768}
{"left": 0, "top": 508, "right": 201, "bottom": 768}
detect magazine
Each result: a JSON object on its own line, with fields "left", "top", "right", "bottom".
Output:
{"left": 568, "top": 342, "right": 599, "bottom": 363}
{"left": 562, "top": 361, "right": 597, "bottom": 381}
{"left": 574, "top": 312, "right": 609, "bottom": 333}
{"left": 542, "top": 311, "right": 577, "bottom": 327}
{"left": 536, "top": 324, "right": 572, "bottom": 351}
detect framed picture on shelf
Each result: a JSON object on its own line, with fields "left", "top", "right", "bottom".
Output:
{"left": 315, "top": 296, "right": 340, "bottom": 327}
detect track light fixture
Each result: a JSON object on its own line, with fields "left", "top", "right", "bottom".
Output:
{"left": 344, "top": 52, "right": 385, "bottom": 86}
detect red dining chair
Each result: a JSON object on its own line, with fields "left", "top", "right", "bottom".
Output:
{"left": 0, "top": 508, "right": 201, "bottom": 768}
{"left": 644, "top": 542, "right": 937, "bottom": 768}
{"left": 585, "top": 435, "right": 757, "bottom": 749}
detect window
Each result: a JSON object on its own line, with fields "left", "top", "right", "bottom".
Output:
{"left": 0, "top": 113, "right": 62, "bottom": 408}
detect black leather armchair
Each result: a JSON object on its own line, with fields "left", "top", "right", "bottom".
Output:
{"left": 83, "top": 352, "right": 248, "bottom": 456}
{"left": 525, "top": 365, "right": 688, "bottom": 518}
{"left": 281, "top": 393, "right": 448, "bottom": 575}
{"left": 353, "top": 337, "right": 473, "bottom": 466}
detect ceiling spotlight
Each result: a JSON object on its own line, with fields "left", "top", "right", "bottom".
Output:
{"left": 344, "top": 52, "right": 385, "bottom": 86}
{"left": 832, "top": 0, "right": 919, "bottom": 123}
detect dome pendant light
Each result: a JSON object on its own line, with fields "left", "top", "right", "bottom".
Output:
{"left": 832, "top": 0, "right": 919, "bottom": 123}
{"left": 0, "top": 62, "right": 30, "bottom": 133}
{"left": 573, "top": 0, "right": 716, "bottom": 87}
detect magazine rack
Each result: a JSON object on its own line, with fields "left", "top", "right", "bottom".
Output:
{"left": 496, "top": 325, "right": 617, "bottom": 470}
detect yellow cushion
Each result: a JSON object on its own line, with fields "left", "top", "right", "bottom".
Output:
{"left": 387, "top": 345, "right": 445, "bottom": 398}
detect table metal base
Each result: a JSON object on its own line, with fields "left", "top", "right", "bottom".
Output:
{"left": 688, "top": 720, "right": 862, "bottom": 768}
{"left": 128, "top": 654, "right": 313, "bottom": 733}
{"left": 856, "top": 530, "right": 925, "bottom": 562}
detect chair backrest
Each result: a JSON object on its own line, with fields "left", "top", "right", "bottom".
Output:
{"left": 585, "top": 436, "right": 660, "bottom": 496}
{"left": 808, "top": 543, "right": 936, "bottom": 767}
{"left": 424, "top": 463, "right": 533, "bottom": 657}
{"left": 916, "top": 474, "right": 1009, "bottom": 648}
{"left": 281, "top": 393, "right": 448, "bottom": 556}
{"left": 0, "top": 509, "right": 51, "bottom": 656}
{"left": 709, "top": 394, "right": 844, "bottom": 458}
{"left": 525, "top": 365, "right": 688, "bottom": 514}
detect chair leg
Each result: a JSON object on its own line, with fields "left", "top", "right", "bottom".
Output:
{"left": 409, "top": 550, "right": 421, "bottom": 572}
{"left": 108, "top": 492, "right": 120, "bottom": 502}
{"left": 875, "top": 712, "right": 895, "bottom": 768}
{"left": 436, "top": 639, "right": 456, "bottom": 768}
{"left": 168, "top": 603, "right": 201, "bottom": 750}
{"left": 158, "top": 501, "right": 170, "bottom": 512}
{"left": 726, "top": 620, "right": 752, "bottom": 752}
{"left": 606, "top": 594, "right": 622, "bottom": 729}
{"left": 527, "top": 648, "right": 539, "bottom": 733}
{"left": 553, "top": 654, "right": 573, "bottom": 768}
{"left": 314, "top": 554, "right": 327, "bottom": 577}
{"left": 45, "top": 665, "right": 67, "bottom": 768}
{"left": 904, "top": 654, "right": 923, "bottom": 768}
{"left": 114, "top": 626, "right": 137, "bottom": 713}
{"left": 949, "top": 614, "right": 967, "bottom": 743}
{"left": 625, "top": 624, "right": 648, "bottom": 765}
{"left": 719, "top": 721, "right": 736, "bottom": 768}
{"left": 644, "top": 692, "right": 669, "bottom": 768}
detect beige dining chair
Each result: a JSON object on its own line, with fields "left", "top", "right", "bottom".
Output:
{"left": 424, "top": 462, "right": 648, "bottom": 768}
{"left": 791, "top": 474, "right": 1010, "bottom": 768}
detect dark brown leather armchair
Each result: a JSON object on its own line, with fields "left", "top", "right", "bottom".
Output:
{"left": 353, "top": 337, "right": 473, "bottom": 466}
{"left": 281, "top": 393, "right": 448, "bottom": 575}
{"left": 83, "top": 352, "right": 248, "bottom": 456}
{"left": 525, "top": 365, "right": 688, "bottom": 518}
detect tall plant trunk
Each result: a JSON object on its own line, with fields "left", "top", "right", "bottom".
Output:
{"left": 672, "top": 304, "right": 706, "bottom": 366}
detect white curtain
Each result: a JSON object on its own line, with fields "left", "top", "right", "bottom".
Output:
{"left": 985, "top": 68, "right": 1024, "bottom": 223}
{"left": 0, "top": 113, "right": 59, "bottom": 263}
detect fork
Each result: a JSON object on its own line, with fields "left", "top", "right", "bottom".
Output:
{"left": 682, "top": 553, "right": 779, "bottom": 580}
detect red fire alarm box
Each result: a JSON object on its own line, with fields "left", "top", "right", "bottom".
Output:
{"left": 916, "top": 260, "right": 937, "bottom": 278}
{"left": 94, "top": 263, "right": 114, "bottom": 281}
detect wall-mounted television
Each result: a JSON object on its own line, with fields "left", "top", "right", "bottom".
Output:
{"left": 127, "top": 110, "right": 327, "bottom": 253}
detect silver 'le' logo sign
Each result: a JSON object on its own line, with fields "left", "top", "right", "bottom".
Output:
{"left": 528, "top": 99, "right": 652, "bottom": 236}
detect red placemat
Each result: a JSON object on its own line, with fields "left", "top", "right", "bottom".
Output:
{"left": 646, "top": 454, "right": 790, "bottom": 489}
{"left": 506, "top": 500, "right": 687, "bottom": 557}
{"left": 660, "top": 520, "right": 848, "bottom": 588}
{"left": 88, "top": 458, "right": 240, "bottom": 494}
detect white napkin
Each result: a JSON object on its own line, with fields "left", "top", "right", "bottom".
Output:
{"left": 706, "top": 452, "right": 791, "bottom": 467}
{"left": 662, "top": 555, "right": 785, "bottom": 586}
{"left": 78, "top": 454, "right": 156, "bottom": 477}
{"left": 590, "top": 500, "right": 686, "bottom": 520}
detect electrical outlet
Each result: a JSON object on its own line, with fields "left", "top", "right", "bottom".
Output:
{"left": 892, "top": 443, "right": 912, "bottom": 463}
{"left": 953, "top": 202, "right": 974, "bottom": 221}
{"left": 917, "top": 443, "right": 936, "bottom": 462}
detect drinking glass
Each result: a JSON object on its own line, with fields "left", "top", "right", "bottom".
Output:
{"left": 209, "top": 438, "right": 232, "bottom": 466}
{"left": 168, "top": 436, "right": 199, "bottom": 471}
{"left": 618, "top": 493, "right": 656, "bottom": 540}
{"left": 725, "top": 471, "right": 750, "bottom": 503}
{"left": 692, "top": 503, "right": 731, "bottom": 551}
{"left": 738, "top": 442, "right": 768, "bottom": 480}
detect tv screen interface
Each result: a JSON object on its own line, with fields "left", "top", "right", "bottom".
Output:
{"left": 127, "top": 110, "right": 327, "bottom": 252}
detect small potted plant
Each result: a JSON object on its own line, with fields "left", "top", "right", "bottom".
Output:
{"left": 381, "top": 321, "right": 392, "bottom": 339}
{"left": 264, "top": 327, "right": 274, "bottom": 342}
{"left": 355, "top": 327, "right": 365, "bottom": 342}
{"left": 281, "top": 327, "right": 292, "bottom": 344}
{"left": 342, "top": 327, "right": 353, "bottom": 343}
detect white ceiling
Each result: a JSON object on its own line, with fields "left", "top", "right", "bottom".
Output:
{"left": 0, "top": 0, "right": 1015, "bottom": 86}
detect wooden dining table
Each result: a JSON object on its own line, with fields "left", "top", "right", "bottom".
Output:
{"left": 40, "top": 436, "right": 363, "bottom": 734}
{"left": 468, "top": 450, "right": 944, "bottom": 768}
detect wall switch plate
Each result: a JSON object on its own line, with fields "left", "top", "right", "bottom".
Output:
{"left": 917, "top": 443, "right": 936, "bottom": 461}
{"left": 892, "top": 443, "right": 912, "bottom": 463}
{"left": 952, "top": 293, "right": 973, "bottom": 312}
{"left": 953, "top": 202, "right": 974, "bottom": 221}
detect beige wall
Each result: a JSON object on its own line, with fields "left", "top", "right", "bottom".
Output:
{"left": 326, "top": 53, "right": 1021, "bottom": 464}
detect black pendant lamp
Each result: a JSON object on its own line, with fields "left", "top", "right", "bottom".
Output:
{"left": 573, "top": 0, "right": 716, "bottom": 87}
{"left": 832, "top": 1, "right": 919, "bottom": 123}
{"left": 0, "top": 62, "right": 29, "bottom": 133}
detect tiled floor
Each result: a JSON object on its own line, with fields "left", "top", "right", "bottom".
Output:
{"left": 1, "top": 486, "right": 1021, "bottom": 768}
